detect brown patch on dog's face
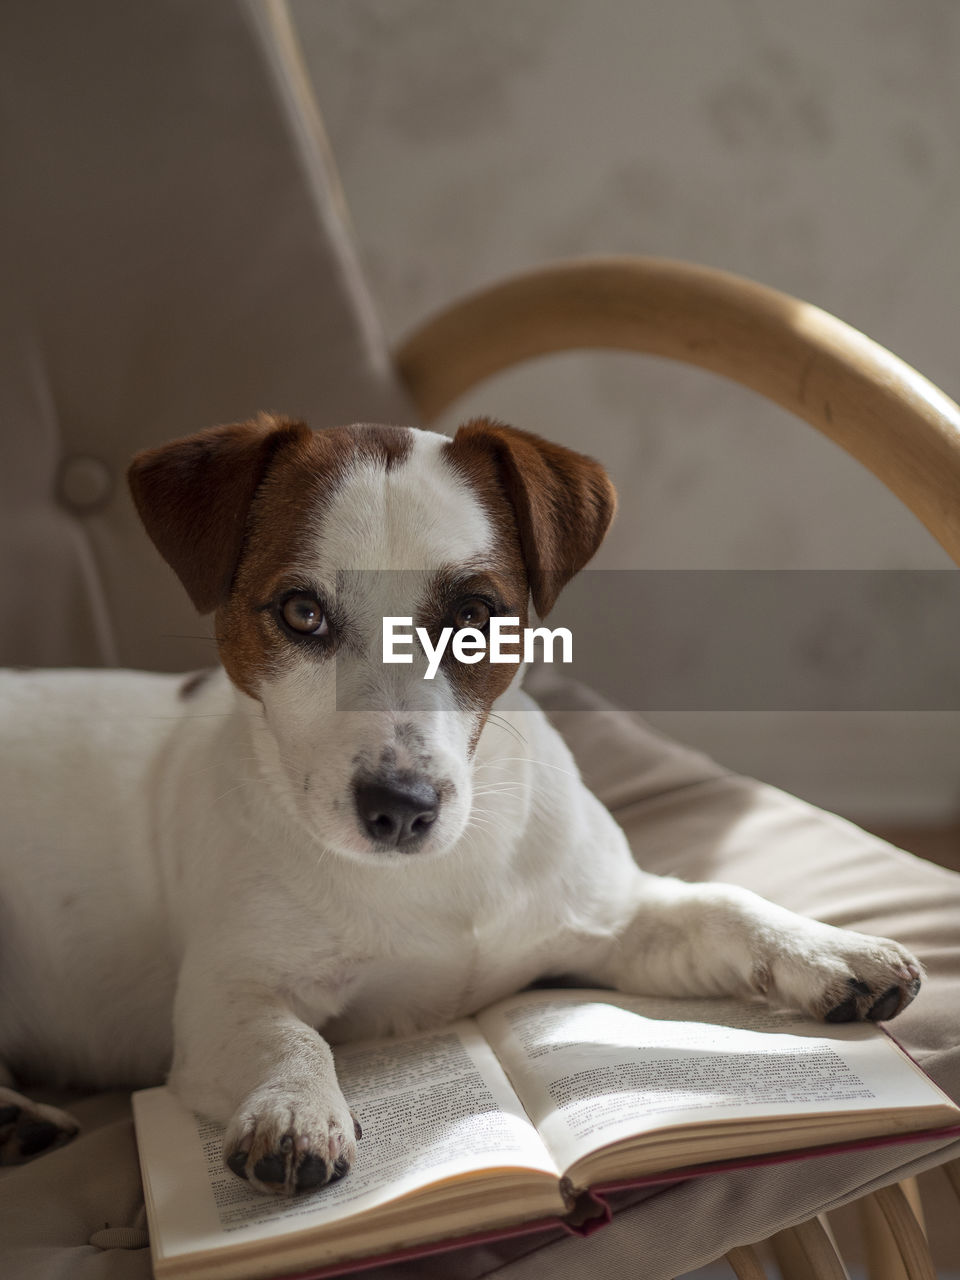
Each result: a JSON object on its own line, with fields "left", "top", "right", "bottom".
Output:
{"left": 443, "top": 418, "right": 616, "bottom": 619}
{"left": 440, "top": 419, "right": 615, "bottom": 743}
{"left": 130, "top": 415, "right": 413, "bottom": 699}
{"left": 128, "top": 415, "right": 315, "bottom": 615}
{"left": 213, "top": 422, "right": 413, "bottom": 698}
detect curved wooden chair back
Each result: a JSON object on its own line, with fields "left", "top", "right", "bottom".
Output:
{"left": 395, "top": 258, "right": 960, "bottom": 568}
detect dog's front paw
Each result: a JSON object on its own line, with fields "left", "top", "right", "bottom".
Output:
{"left": 224, "top": 1086, "right": 360, "bottom": 1196}
{"left": 766, "top": 926, "right": 922, "bottom": 1024}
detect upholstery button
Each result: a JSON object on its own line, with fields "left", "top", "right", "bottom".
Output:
{"left": 88, "top": 1226, "right": 149, "bottom": 1250}
{"left": 57, "top": 455, "right": 113, "bottom": 512}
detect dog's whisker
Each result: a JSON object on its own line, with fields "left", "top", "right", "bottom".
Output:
{"left": 209, "top": 779, "right": 268, "bottom": 806}
{"left": 458, "top": 823, "right": 488, "bottom": 858}
{"left": 464, "top": 807, "right": 497, "bottom": 823}
{"left": 463, "top": 813, "right": 498, "bottom": 831}
{"left": 477, "top": 756, "right": 579, "bottom": 780}
{"left": 465, "top": 821, "right": 504, "bottom": 839}
{"left": 485, "top": 713, "right": 528, "bottom": 747}
{"left": 466, "top": 806, "right": 514, "bottom": 836}
{"left": 190, "top": 754, "right": 280, "bottom": 777}
{"left": 470, "top": 804, "right": 512, "bottom": 823}
{"left": 207, "top": 765, "right": 293, "bottom": 806}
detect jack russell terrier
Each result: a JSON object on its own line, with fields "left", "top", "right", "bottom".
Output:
{"left": 0, "top": 415, "right": 922, "bottom": 1194}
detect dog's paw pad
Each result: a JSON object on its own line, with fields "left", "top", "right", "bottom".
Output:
{"left": 824, "top": 996, "right": 859, "bottom": 1023}
{"left": 771, "top": 932, "right": 923, "bottom": 1025}
{"left": 825, "top": 978, "right": 871, "bottom": 1023}
{"left": 820, "top": 964, "right": 922, "bottom": 1024}
{"left": 252, "top": 1154, "right": 287, "bottom": 1186}
{"left": 832, "top": 956, "right": 919, "bottom": 1023}
{"left": 867, "top": 984, "right": 909, "bottom": 1022}
{"left": 230, "top": 1134, "right": 353, "bottom": 1195}
{"left": 224, "top": 1095, "right": 358, "bottom": 1196}
{"left": 296, "top": 1154, "right": 329, "bottom": 1190}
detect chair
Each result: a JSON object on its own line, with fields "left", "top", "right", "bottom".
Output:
{"left": 2, "top": 3, "right": 959, "bottom": 1277}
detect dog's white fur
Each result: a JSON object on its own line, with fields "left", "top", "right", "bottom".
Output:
{"left": 0, "top": 422, "right": 921, "bottom": 1192}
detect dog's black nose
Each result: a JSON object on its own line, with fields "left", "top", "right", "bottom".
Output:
{"left": 353, "top": 778, "right": 439, "bottom": 849}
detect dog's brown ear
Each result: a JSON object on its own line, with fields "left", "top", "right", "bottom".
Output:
{"left": 451, "top": 419, "right": 617, "bottom": 617}
{"left": 127, "top": 415, "right": 313, "bottom": 614}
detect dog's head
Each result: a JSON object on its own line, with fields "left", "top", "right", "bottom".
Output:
{"left": 128, "top": 416, "right": 615, "bottom": 863}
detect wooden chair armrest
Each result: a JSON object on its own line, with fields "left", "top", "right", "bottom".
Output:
{"left": 395, "top": 257, "right": 960, "bottom": 566}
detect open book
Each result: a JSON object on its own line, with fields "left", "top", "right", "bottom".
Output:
{"left": 133, "top": 989, "right": 960, "bottom": 1280}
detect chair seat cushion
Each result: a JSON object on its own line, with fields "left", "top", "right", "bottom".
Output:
{"left": 3, "top": 681, "right": 958, "bottom": 1280}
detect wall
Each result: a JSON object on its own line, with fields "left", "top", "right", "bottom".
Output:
{"left": 290, "top": 0, "right": 960, "bottom": 822}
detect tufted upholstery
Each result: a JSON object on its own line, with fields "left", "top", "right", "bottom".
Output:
{"left": 0, "top": 0, "right": 412, "bottom": 673}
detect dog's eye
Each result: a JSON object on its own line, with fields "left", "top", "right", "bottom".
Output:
{"left": 454, "top": 598, "right": 491, "bottom": 631}
{"left": 280, "top": 593, "right": 329, "bottom": 637}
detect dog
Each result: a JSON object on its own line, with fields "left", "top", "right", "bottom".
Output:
{"left": 0, "top": 414, "right": 922, "bottom": 1194}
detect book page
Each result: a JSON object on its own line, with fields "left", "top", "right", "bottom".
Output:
{"left": 476, "top": 989, "right": 955, "bottom": 1177}
{"left": 135, "top": 1019, "right": 559, "bottom": 1266}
